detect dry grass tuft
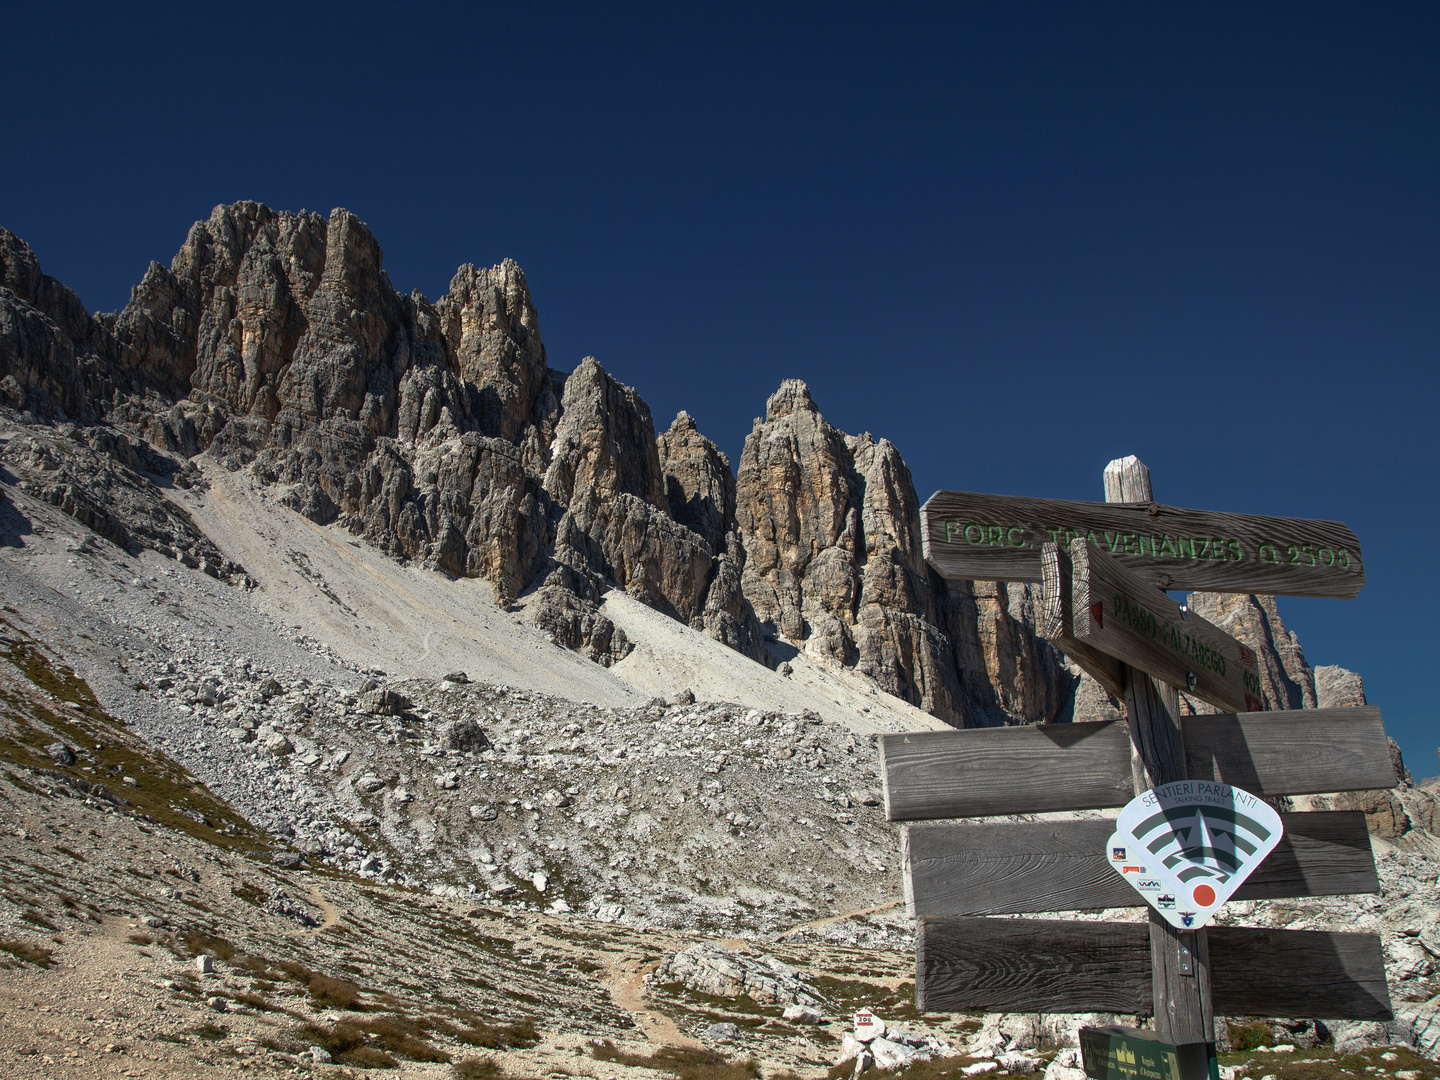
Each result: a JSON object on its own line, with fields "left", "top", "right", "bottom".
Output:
{"left": 830, "top": 1055, "right": 981, "bottom": 1080}
{"left": 21, "top": 909, "right": 58, "bottom": 931}
{"left": 184, "top": 931, "right": 237, "bottom": 963}
{"left": 308, "top": 975, "right": 363, "bottom": 1009}
{"left": 455, "top": 1017, "right": 540, "bottom": 1049}
{"left": 297, "top": 1017, "right": 448, "bottom": 1067}
{"left": 590, "top": 1040, "right": 760, "bottom": 1080}
{"left": 0, "top": 938, "right": 55, "bottom": 968}
{"left": 453, "top": 1059, "right": 505, "bottom": 1080}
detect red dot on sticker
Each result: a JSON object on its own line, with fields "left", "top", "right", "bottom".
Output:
{"left": 1192, "top": 884, "right": 1216, "bottom": 907}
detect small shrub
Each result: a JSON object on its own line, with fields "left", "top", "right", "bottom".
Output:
{"left": 233, "top": 991, "right": 271, "bottom": 1010}
{"left": 275, "top": 959, "right": 317, "bottom": 983}
{"left": 184, "top": 932, "right": 236, "bottom": 962}
{"left": 192, "top": 1022, "right": 228, "bottom": 1041}
{"left": 21, "top": 909, "right": 58, "bottom": 931}
{"left": 454, "top": 1059, "right": 506, "bottom": 1080}
{"left": 128, "top": 933, "right": 154, "bottom": 945}
{"left": 0, "top": 938, "right": 54, "bottom": 968}
{"left": 457, "top": 1017, "right": 540, "bottom": 1049}
{"left": 309, "top": 975, "right": 364, "bottom": 1009}
{"left": 358, "top": 1014, "right": 451, "bottom": 1063}
{"left": 1228, "top": 1020, "right": 1274, "bottom": 1052}
{"left": 233, "top": 882, "right": 268, "bottom": 905}
{"left": 342, "top": 1046, "right": 399, "bottom": 1068}
{"left": 589, "top": 1041, "right": 760, "bottom": 1080}
{"left": 297, "top": 1021, "right": 408, "bottom": 1068}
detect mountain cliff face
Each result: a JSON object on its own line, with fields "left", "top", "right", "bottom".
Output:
{"left": 0, "top": 202, "right": 1354, "bottom": 728}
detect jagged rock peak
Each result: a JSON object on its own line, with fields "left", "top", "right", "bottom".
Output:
{"left": 736, "top": 379, "right": 1073, "bottom": 727}
{"left": 544, "top": 357, "right": 665, "bottom": 510}
{"left": 436, "top": 258, "right": 546, "bottom": 443}
{"left": 1315, "top": 664, "right": 1366, "bottom": 710}
{"left": 765, "top": 378, "right": 816, "bottom": 420}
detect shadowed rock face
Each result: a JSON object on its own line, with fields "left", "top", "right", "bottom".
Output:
{"left": 0, "top": 202, "right": 1336, "bottom": 728}
{"left": 1186, "top": 591, "right": 1316, "bottom": 711}
{"left": 734, "top": 380, "right": 1074, "bottom": 727}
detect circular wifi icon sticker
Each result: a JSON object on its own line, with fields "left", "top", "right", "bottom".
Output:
{"left": 1105, "top": 780, "right": 1283, "bottom": 929}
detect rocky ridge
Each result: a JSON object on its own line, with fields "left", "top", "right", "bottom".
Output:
{"left": 6, "top": 205, "right": 1103, "bottom": 726}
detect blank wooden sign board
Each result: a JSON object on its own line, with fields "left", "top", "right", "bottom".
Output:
{"left": 890, "top": 456, "right": 1391, "bottom": 1080}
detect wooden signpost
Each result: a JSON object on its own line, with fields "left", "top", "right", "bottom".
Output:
{"left": 920, "top": 489, "right": 1365, "bottom": 598}
{"left": 1069, "top": 538, "right": 1265, "bottom": 714}
{"left": 886, "top": 456, "right": 1392, "bottom": 1080}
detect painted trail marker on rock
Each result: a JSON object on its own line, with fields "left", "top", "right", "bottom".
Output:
{"left": 1106, "top": 781, "right": 1283, "bottom": 929}
{"left": 886, "top": 455, "right": 1392, "bottom": 1080}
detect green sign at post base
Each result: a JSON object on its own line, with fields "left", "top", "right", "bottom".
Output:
{"left": 1078, "top": 1026, "right": 1218, "bottom": 1080}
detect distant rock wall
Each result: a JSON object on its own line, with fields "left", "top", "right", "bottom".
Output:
{"left": 734, "top": 380, "right": 1073, "bottom": 726}
{"left": 0, "top": 203, "right": 1361, "bottom": 731}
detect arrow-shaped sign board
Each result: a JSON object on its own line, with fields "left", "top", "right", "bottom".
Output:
{"left": 921, "top": 490, "right": 1364, "bottom": 598}
{"left": 1107, "top": 780, "right": 1283, "bottom": 930}
{"left": 1069, "top": 538, "right": 1265, "bottom": 713}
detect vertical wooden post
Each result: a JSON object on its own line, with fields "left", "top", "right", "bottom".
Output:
{"left": 1104, "top": 456, "right": 1216, "bottom": 1067}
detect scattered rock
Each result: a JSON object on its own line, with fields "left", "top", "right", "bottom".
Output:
{"left": 783, "top": 1004, "right": 822, "bottom": 1024}
{"left": 854, "top": 1009, "right": 886, "bottom": 1042}
{"left": 442, "top": 716, "right": 490, "bottom": 753}
{"left": 195, "top": 955, "right": 213, "bottom": 974}
{"left": 46, "top": 742, "right": 76, "bottom": 765}
{"left": 704, "top": 1022, "right": 741, "bottom": 1041}
{"left": 354, "top": 774, "right": 387, "bottom": 794}
{"left": 359, "top": 689, "right": 410, "bottom": 716}
{"left": 653, "top": 943, "right": 821, "bottom": 1006}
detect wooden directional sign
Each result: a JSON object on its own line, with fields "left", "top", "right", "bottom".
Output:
{"left": 881, "top": 709, "right": 1396, "bottom": 821}
{"left": 1069, "top": 538, "right": 1264, "bottom": 713}
{"left": 1181, "top": 707, "right": 1396, "bottom": 796}
{"left": 921, "top": 490, "right": 1365, "bottom": 598}
{"left": 1039, "top": 541, "right": 1127, "bottom": 699}
{"left": 916, "top": 917, "right": 1393, "bottom": 1020}
{"left": 893, "top": 457, "right": 1389, "bottom": 1059}
{"left": 903, "top": 812, "right": 1379, "bottom": 919}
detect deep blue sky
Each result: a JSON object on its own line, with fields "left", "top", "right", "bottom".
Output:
{"left": 4, "top": 3, "right": 1436, "bottom": 775}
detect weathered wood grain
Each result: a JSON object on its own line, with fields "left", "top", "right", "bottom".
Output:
{"left": 920, "top": 490, "right": 1365, "bottom": 598}
{"left": 1209, "top": 927, "right": 1393, "bottom": 1020}
{"left": 1071, "top": 538, "right": 1264, "bottom": 714}
{"left": 1183, "top": 708, "right": 1396, "bottom": 796}
{"left": 880, "top": 722, "right": 1135, "bottom": 821}
{"left": 915, "top": 918, "right": 1392, "bottom": 1020}
{"left": 1038, "top": 542, "right": 1126, "bottom": 699}
{"left": 1101, "top": 457, "right": 1214, "bottom": 1048}
{"left": 1104, "top": 455, "right": 1153, "bottom": 503}
{"left": 904, "top": 812, "right": 1378, "bottom": 918}
{"left": 915, "top": 916, "right": 1152, "bottom": 1014}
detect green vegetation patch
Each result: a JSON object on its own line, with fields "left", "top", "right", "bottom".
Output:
{"left": 0, "top": 624, "right": 271, "bottom": 853}
{"left": 1216, "top": 1045, "right": 1440, "bottom": 1080}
